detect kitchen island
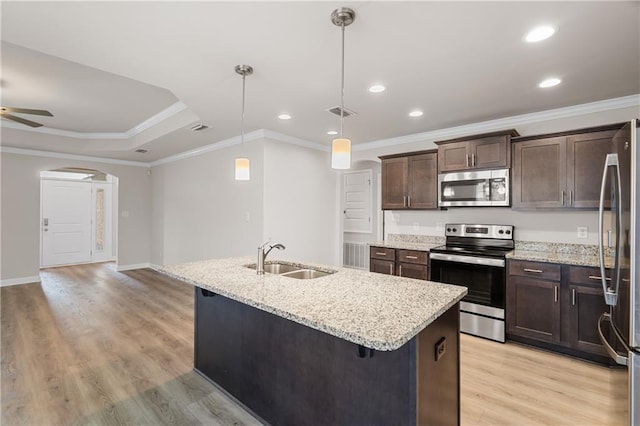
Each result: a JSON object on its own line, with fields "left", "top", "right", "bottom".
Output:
{"left": 161, "top": 257, "right": 467, "bottom": 425}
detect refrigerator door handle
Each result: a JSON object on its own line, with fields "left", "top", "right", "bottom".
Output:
{"left": 597, "top": 312, "right": 629, "bottom": 366}
{"left": 598, "top": 153, "right": 619, "bottom": 306}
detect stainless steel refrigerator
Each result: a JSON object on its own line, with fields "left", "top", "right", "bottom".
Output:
{"left": 597, "top": 119, "right": 639, "bottom": 425}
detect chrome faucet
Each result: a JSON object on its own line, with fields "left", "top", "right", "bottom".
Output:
{"left": 257, "top": 239, "right": 286, "bottom": 275}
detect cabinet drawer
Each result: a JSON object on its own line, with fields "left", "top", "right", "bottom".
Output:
{"left": 508, "top": 260, "right": 561, "bottom": 281}
{"left": 370, "top": 246, "right": 396, "bottom": 261}
{"left": 396, "top": 249, "right": 428, "bottom": 265}
{"left": 568, "top": 265, "right": 613, "bottom": 286}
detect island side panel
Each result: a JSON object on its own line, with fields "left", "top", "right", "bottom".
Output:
{"left": 194, "top": 288, "right": 416, "bottom": 425}
{"left": 416, "top": 303, "right": 460, "bottom": 426}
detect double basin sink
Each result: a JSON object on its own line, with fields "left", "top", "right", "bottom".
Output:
{"left": 246, "top": 262, "right": 336, "bottom": 280}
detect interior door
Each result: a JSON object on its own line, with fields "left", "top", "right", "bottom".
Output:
{"left": 41, "top": 180, "right": 92, "bottom": 267}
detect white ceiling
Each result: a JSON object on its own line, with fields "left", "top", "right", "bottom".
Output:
{"left": 1, "top": 1, "right": 639, "bottom": 163}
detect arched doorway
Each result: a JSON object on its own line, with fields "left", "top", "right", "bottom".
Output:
{"left": 40, "top": 167, "right": 118, "bottom": 268}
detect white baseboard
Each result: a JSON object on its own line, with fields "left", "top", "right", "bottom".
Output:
{"left": 116, "top": 262, "right": 152, "bottom": 272}
{"left": 1, "top": 275, "right": 42, "bottom": 287}
{"left": 150, "top": 263, "right": 163, "bottom": 271}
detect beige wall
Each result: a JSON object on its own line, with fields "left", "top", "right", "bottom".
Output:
{"left": 0, "top": 152, "right": 152, "bottom": 282}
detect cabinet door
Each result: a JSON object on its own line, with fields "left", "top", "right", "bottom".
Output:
{"left": 512, "top": 137, "right": 567, "bottom": 209}
{"left": 470, "top": 136, "right": 509, "bottom": 169}
{"left": 370, "top": 258, "right": 395, "bottom": 275}
{"left": 408, "top": 153, "right": 438, "bottom": 209}
{"left": 567, "top": 284, "right": 609, "bottom": 355}
{"left": 566, "top": 130, "right": 615, "bottom": 208}
{"left": 381, "top": 157, "right": 408, "bottom": 209}
{"left": 438, "top": 142, "right": 469, "bottom": 172}
{"left": 398, "top": 262, "right": 428, "bottom": 280}
{"left": 506, "top": 275, "right": 561, "bottom": 343}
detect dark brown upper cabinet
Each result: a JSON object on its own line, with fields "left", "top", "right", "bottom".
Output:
{"left": 435, "top": 130, "right": 519, "bottom": 173}
{"left": 512, "top": 124, "right": 621, "bottom": 209}
{"left": 380, "top": 150, "right": 437, "bottom": 210}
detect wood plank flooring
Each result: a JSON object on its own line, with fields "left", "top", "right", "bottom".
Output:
{"left": 1, "top": 263, "right": 628, "bottom": 425}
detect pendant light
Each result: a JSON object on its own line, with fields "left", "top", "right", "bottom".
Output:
{"left": 235, "top": 64, "right": 253, "bottom": 181}
{"left": 331, "top": 7, "right": 355, "bottom": 170}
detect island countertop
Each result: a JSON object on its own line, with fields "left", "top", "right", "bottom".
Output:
{"left": 159, "top": 257, "right": 467, "bottom": 351}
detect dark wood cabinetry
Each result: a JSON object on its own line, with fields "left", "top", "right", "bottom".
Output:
{"left": 435, "top": 130, "right": 519, "bottom": 172}
{"left": 507, "top": 260, "right": 612, "bottom": 363}
{"left": 370, "top": 246, "right": 429, "bottom": 280}
{"left": 380, "top": 150, "right": 437, "bottom": 210}
{"left": 512, "top": 125, "right": 621, "bottom": 209}
{"left": 507, "top": 260, "right": 561, "bottom": 343}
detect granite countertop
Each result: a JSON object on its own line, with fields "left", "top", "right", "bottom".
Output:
{"left": 369, "top": 241, "right": 442, "bottom": 252}
{"left": 159, "top": 256, "right": 467, "bottom": 351}
{"left": 507, "top": 250, "right": 616, "bottom": 268}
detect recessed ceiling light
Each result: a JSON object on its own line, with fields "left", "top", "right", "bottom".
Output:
{"left": 278, "top": 114, "right": 291, "bottom": 120}
{"left": 525, "top": 25, "right": 556, "bottom": 43}
{"left": 368, "top": 84, "right": 386, "bottom": 93}
{"left": 538, "top": 77, "right": 562, "bottom": 88}
{"left": 327, "top": 130, "right": 338, "bottom": 135}
{"left": 409, "top": 110, "right": 424, "bottom": 118}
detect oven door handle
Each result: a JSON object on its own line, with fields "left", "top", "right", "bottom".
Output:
{"left": 430, "top": 252, "right": 505, "bottom": 267}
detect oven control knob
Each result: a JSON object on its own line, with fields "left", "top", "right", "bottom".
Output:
{"left": 506, "top": 230, "right": 511, "bottom": 235}
{"left": 447, "top": 227, "right": 451, "bottom": 232}
{"left": 452, "top": 228, "right": 457, "bottom": 232}
{"left": 498, "top": 230, "right": 504, "bottom": 234}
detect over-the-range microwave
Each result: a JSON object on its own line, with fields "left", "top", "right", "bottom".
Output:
{"left": 438, "top": 169, "right": 510, "bottom": 207}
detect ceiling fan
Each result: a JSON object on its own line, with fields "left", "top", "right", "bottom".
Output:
{"left": 1, "top": 106, "right": 53, "bottom": 128}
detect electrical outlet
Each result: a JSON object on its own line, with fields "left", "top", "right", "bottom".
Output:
{"left": 121, "top": 210, "right": 129, "bottom": 217}
{"left": 577, "top": 227, "right": 588, "bottom": 239}
{"left": 413, "top": 222, "right": 420, "bottom": 231}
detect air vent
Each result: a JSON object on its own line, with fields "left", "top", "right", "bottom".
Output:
{"left": 327, "top": 106, "right": 357, "bottom": 118}
{"left": 135, "top": 149, "right": 148, "bottom": 153}
{"left": 189, "top": 123, "right": 209, "bottom": 132}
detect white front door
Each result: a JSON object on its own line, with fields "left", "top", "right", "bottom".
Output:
{"left": 41, "top": 180, "right": 92, "bottom": 267}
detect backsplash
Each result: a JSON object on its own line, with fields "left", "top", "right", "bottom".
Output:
{"left": 514, "top": 240, "right": 615, "bottom": 257}
{"left": 387, "top": 234, "right": 445, "bottom": 245}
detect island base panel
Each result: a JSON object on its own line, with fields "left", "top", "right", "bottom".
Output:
{"left": 195, "top": 287, "right": 459, "bottom": 425}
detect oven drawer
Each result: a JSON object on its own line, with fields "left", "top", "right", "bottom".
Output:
{"left": 397, "top": 249, "right": 428, "bottom": 265}
{"left": 508, "top": 260, "right": 561, "bottom": 281}
{"left": 370, "top": 246, "right": 395, "bottom": 261}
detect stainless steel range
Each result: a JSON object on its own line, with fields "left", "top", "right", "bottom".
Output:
{"left": 430, "top": 224, "right": 514, "bottom": 342}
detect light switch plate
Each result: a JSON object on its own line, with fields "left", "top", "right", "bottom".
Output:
{"left": 577, "top": 227, "right": 588, "bottom": 239}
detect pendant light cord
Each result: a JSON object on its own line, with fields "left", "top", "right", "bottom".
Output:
{"left": 340, "top": 22, "right": 345, "bottom": 138}
{"left": 241, "top": 73, "right": 246, "bottom": 146}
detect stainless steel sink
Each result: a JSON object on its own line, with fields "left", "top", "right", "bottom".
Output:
{"left": 280, "top": 269, "right": 334, "bottom": 279}
{"left": 245, "top": 262, "right": 299, "bottom": 274}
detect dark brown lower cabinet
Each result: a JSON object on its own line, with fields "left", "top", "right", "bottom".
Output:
{"left": 507, "top": 260, "right": 612, "bottom": 364}
{"left": 370, "top": 246, "right": 429, "bottom": 280}
{"left": 195, "top": 287, "right": 461, "bottom": 425}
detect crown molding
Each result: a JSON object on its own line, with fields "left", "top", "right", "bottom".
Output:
{"left": 262, "top": 129, "right": 330, "bottom": 152}
{"left": 0, "top": 101, "right": 188, "bottom": 140}
{"left": 354, "top": 94, "right": 640, "bottom": 152}
{"left": 0, "top": 146, "right": 149, "bottom": 167}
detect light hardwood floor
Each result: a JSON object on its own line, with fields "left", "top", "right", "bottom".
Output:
{"left": 1, "top": 263, "right": 628, "bottom": 425}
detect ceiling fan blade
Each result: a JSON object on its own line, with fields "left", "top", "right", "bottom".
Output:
{"left": 0, "top": 106, "right": 53, "bottom": 117}
{"left": 0, "top": 112, "right": 43, "bottom": 127}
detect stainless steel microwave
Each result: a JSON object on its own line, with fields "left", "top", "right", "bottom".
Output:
{"left": 438, "top": 169, "right": 510, "bottom": 207}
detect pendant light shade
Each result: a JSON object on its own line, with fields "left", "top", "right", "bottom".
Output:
{"left": 331, "top": 138, "right": 351, "bottom": 169}
{"left": 235, "top": 157, "right": 250, "bottom": 180}
{"left": 234, "top": 64, "right": 253, "bottom": 181}
{"left": 331, "top": 7, "right": 355, "bottom": 170}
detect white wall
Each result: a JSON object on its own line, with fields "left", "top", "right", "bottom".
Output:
{"left": 262, "top": 138, "right": 338, "bottom": 265}
{"left": 0, "top": 152, "right": 152, "bottom": 281}
{"left": 151, "top": 142, "right": 264, "bottom": 265}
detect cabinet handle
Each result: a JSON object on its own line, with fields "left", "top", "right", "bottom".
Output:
{"left": 523, "top": 268, "right": 543, "bottom": 273}
{"left": 403, "top": 196, "right": 407, "bottom": 207}
{"left": 589, "top": 275, "right": 611, "bottom": 281}
{"left": 554, "top": 285, "right": 558, "bottom": 303}
{"left": 569, "top": 190, "right": 573, "bottom": 206}
{"left": 407, "top": 196, "right": 411, "bottom": 207}
{"left": 466, "top": 154, "right": 470, "bottom": 168}
{"left": 572, "top": 288, "right": 576, "bottom": 306}
{"left": 390, "top": 264, "right": 394, "bottom": 275}
{"left": 472, "top": 153, "right": 476, "bottom": 167}
{"left": 562, "top": 190, "right": 566, "bottom": 206}
{"left": 405, "top": 255, "right": 418, "bottom": 260}
{"left": 399, "top": 265, "right": 403, "bottom": 276}
{"left": 375, "top": 252, "right": 387, "bottom": 256}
